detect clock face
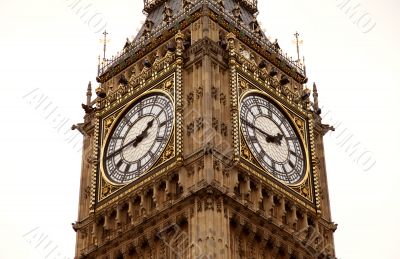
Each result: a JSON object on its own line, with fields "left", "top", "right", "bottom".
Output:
{"left": 103, "top": 94, "right": 174, "bottom": 184}
{"left": 240, "top": 94, "right": 306, "bottom": 185}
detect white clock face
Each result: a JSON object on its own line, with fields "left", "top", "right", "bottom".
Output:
{"left": 103, "top": 94, "right": 174, "bottom": 184}
{"left": 240, "top": 94, "right": 306, "bottom": 185}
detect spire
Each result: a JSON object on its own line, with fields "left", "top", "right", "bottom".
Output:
{"left": 86, "top": 81, "right": 92, "bottom": 106}
{"left": 102, "top": 30, "right": 109, "bottom": 61}
{"left": 294, "top": 31, "right": 303, "bottom": 63}
{"left": 313, "top": 82, "right": 320, "bottom": 114}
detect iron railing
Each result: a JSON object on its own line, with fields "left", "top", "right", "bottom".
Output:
{"left": 99, "top": 0, "right": 304, "bottom": 77}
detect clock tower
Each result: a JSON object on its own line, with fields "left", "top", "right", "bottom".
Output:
{"left": 73, "top": 0, "right": 337, "bottom": 258}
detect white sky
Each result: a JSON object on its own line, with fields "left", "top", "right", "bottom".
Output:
{"left": 0, "top": 0, "right": 399, "bottom": 258}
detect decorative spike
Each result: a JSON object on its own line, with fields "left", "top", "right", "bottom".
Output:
{"left": 313, "top": 82, "right": 319, "bottom": 112}
{"left": 303, "top": 56, "right": 307, "bottom": 76}
{"left": 86, "top": 81, "right": 92, "bottom": 105}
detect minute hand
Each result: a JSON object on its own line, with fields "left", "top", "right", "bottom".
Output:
{"left": 106, "top": 119, "right": 154, "bottom": 159}
{"left": 241, "top": 119, "right": 283, "bottom": 144}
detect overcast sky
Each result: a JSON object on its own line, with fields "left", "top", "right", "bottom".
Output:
{"left": 1, "top": 0, "right": 399, "bottom": 258}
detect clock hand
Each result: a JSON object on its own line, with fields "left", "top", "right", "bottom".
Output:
{"left": 132, "top": 119, "right": 154, "bottom": 147}
{"left": 241, "top": 118, "right": 275, "bottom": 138}
{"left": 106, "top": 119, "right": 154, "bottom": 159}
{"left": 273, "top": 133, "right": 284, "bottom": 144}
{"left": 241, "top": 118, "right": 284, "bottom": 145}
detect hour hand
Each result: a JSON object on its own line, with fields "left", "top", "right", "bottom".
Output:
{"left": 106, "top": 119, "right": 154, "bottom": 159}
{"left": 132, "top": 119, "right": 154, "bottom": 147}
{"left": 266, "top": 132, "right": 283, "bottom": 145}
{"left": 241, "top": 118, "right": 283, "bottom": 145}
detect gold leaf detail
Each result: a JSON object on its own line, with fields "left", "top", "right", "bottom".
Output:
{"left": 104, "top": 115, "right": 116, "bottom": 136}
{"left": 240, "top": 80, "right": 249, "bottom": 90}
{"left": 301, "top": 186, "right": 309, "bottom": 197}
{"left": 102, "top": 184, "right": 110, "bottom": 196}
{"left": 163, "top": 145, "right": 174, "bottom": 160}
{"left": 242, "top": 147, "right": 251, "bottom": 160}
{"left": 164, "top": 79, "right": 174, "bottom": 91}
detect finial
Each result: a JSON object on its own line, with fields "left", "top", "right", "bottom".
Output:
{"left": 97, "top": 55, "right": 101, "bottom": 76}
{"left": 313, "top": 82, "right": 320, "bottom": 113}
{"left": 175, "top": 30, "right": 184, "bottom": 41}
{"left": 86, "top": 81, "right": 92, "bottom": 106}
{"left": 175, "top": 30, "right": 184, "bottom": 56}
{"left": 294, "top": 31, "right": 301, "bottom": 63}
{"left": 123, "top": 37, "right": 131, "bottom": 50}
{"left": 226, "top": 32, "right": 236, "bottom": 54}
{"left": 273, "top": 39, "right": 280, "bottom": 50}
{"left": 303, "top": 56, "right": 307, "bottom": 76}
{"left": 102, "top": 30, "right": 109, "bottom": 61}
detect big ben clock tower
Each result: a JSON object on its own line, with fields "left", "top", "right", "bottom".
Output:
{"left": 73, "top": 0, "right": 337, "bottom": 258}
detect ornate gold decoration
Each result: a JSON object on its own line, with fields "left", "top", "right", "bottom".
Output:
{"left": 242, "top": 147, "right": 251, "bottom": 160}
{"left": 240, "top": 136, "right": 259, "bottom": 165}
{"left": 104, "top": 114, "right": 117, "bottom": 137}
{"left": 301, "top": 186, "right": 310, "bottom": 198}
{"left": 100, "top": 179, "right": 122, "bottom": 200}
{"left": 163, "top": 145, "right": 174, "bottom": 160}
{"left": 294, "top": 117, "right": 306, "bottom": 139}
{"left": 94, "top": 72, "right": 178, "bottom": 204}
{"left": 163, "top": 78, "right": 174, "bottom": 92}
{"left": 240, "top": 79, "right": 249, "bottom": 91}
{"left": 227, "top": 33, "right": 240, "bottom": 161}
{"left": 237, "top": 84, "right": 315, "bottom": 205}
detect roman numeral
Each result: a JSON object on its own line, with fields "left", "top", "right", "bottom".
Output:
{"left": 249, "top": 136, "right": 258, "bottom": 142}
{"left": 123, "top": 117, "right": 133, "bottom": 127}
{"left": 270, "top": 160, "right": 275, "bottom": 170}
{"left": 156, "top": 136, "right": 164, "bottom": 142}
{"left": 159, "top": 120, "right": 167, "bottom": 127}
{"left": 124, "top": 164, "right": 131, "bottom": 174}
{"left": 116, "top": 160, "right": 123, "bottom": 168}
{"left": 156, "top": 109, "right": 163, "bottom": 118}
{"left": 150, "top": 96, "right": 158, "bottom": 113}
{"left": 289, "top": 160, "right": 295, "bottom": 168}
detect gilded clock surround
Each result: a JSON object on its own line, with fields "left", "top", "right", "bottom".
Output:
{"left": 96, "top": 76, "right": 179, "bottom": 203}
{"left": 238, "top": 88, "right": 311, "bottom": 185}
{"left": 74, "top": 1, "right": 336, "bottom": 258}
